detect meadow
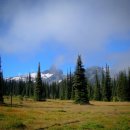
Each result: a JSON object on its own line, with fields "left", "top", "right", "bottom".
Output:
{"left": 0, "top": 97, "right": 130, "bottom": 130}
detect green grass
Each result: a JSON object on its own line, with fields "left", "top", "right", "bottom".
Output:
{"left": 0, "top": 97, "right": 130, "bottom": 130}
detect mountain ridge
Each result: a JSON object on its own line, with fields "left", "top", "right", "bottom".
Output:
{"left": 6, "top": 66, "right": 103, "bottom": 84}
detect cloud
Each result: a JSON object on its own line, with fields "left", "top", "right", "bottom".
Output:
{"left": 109, "top": 50, "right": 130, "bottom": 72}
{"left": 0, "top": 0, "right": 130, "bottom": 54}
{"left": 0, "top": 0, "right": 130, "bottom": 72}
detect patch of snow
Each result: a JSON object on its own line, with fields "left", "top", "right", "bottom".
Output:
{"left": 45, "top": 73, "right": 53, "bottom": 78}
{"left": 58, "top": 80, "right": 62, "bottom": 83}
{"left": 31, "top": 73, "right": 37, "bottom": 78}
{"left": 12, "top": 77, "right": 20, "bottom": 81}
{"left": 41, "top": 73, "right": 53, "bottom": 79}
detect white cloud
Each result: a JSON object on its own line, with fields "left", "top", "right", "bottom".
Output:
{"left": 109, "top": 50, "right": 130, "bottom": 72}
{"left": 0, "top": 0, "right": 130, "bottom": 71}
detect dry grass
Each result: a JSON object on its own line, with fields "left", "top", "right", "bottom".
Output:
{"left": 0, "top": 97, "right": 130, "bottom": 130}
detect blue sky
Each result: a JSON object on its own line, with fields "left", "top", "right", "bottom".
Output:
{"left": 0, "top": 0, "right": 130, "bottom": 77}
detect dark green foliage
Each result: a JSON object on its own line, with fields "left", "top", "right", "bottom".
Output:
{"left": 65, "top": 74, "right": 69, "bottom": 100}
{"left": 59, "top": 80, "right": 66, "bottom": 100}
{"left": 34, "top": 63, "right": 43, "bottom": 101}
{"left": 26, "top": 73, "right": 33, "bottom": 97}
{"left": 73, "top": 55, "right": 89, "bottom": 104}
{"left": 111, "top": 78, "right": 118, "bottom": 101}
{"left": 101, "top": 68, "right": 105, "bottom": 100}
{"left": 2, "top": 55, "right": 130, "bottom": 102}
{"left": 0, "top": 57, "right": 4, "bottom": 104}
{"left": 117, "top": 71, "right": 128, "bottom": 101}
{"left": 87, "top": 81, "right": 94, "bottom": 100}
{"left": 44, "top": 82, "right": 50, "bottom": 99}
{"left": 127, "top": 68, "right": 130, "bottom": 101}
{"left": 50, "top": 82, "right": 57, "bottom": 99}
{"left": 65, "top": 71, "right": 73, "bottom": 100}
{"left": 102, "top": 65, "right": 112, "bottom": 101}
{"left": 68, "top": 70, "right": 73, "bottom": 100}
{"left": 94, "top": 70, "right": 101, "bottom": 101}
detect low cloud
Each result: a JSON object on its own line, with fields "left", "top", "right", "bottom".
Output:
{"left": 0, "top": 0, "right": 130, "bottom": 70}
{"left": 109, "top": 50, "right": 130, "bottom": 72}
{"left": 0, "top": 0, "right": 129, "bottom": 52}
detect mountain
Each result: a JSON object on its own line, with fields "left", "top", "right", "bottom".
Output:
{"left": 6, "top": 66, "right": 65, "bottom": 84}
{"left": 85, "top": 66, "right": 103, "bottom": 84}
{"left": 6, "top": 66, "right": 103, "bottom": 84}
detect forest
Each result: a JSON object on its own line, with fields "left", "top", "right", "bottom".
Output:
{"left": 0, "top": 55, "right": 130, "bottom": 105}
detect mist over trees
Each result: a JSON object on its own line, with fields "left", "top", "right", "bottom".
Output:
{"left": 1, "top": 55, "right": 130, "bottom": 104}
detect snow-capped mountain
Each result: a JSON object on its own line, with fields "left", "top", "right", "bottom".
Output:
{"left": 6, "top": 66, "right": 104, "bottom": 84}
{"left": 6, "top": 66, "right": 65, "bottom": 84}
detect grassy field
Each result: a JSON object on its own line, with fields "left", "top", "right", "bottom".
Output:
{"left": 0, "top": 97, "right": 130, "bottom": 130}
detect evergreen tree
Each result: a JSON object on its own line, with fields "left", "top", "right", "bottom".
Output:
{"left": 103, "top": 65, "right": 112, "bottom": 101}
{"left": 71, "top": 74, "right": 75, "bottom": 100}
{"left": 26, "top": 73, "right": 33, "bottom": 97}
{"left": 45, "top": 82, "right": 50, "bottom": 99}
{"left": 68, "top": 69, "right": 73, "bottom": 100}
{"left": 101, "top": 67, "right": 105, "bottom": 100}
{"left": 73, "top": 55, "right": 89, "bottom": 104}
{"left": 65, "top": 73, "right": 69, "bottom": 100}
{"left": 50, "top": 82, "right": 57, "bottom": 99}
{"left": 111, "top": 78, "right": 117, "bottom": 101}
{"left": 59, "top": 80, "right": 66, "bottom": 100}
{"left": 94, "top": 70, "right": 101, "bottom": 101}
{"left": 0, "top": 57, "right": 4, "bottom": 104}
{"left": 34, "top": 63, "right": 43, "bottom": 101}
{"left": 117, "top": 71, "right": 128, "bottom": 101}
{"left": 87, "top": 82, "right": 93, "bottom": 100}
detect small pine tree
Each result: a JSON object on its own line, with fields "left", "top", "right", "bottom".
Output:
{"left": 27, "top": 73, "right": 33, "bottom": 97}
{"left": 34, "top": 63, "right": 43, "bottom": 101}
{"left": 0, "top": 57, "right": 4, "bottom": 104}
{"left": 73, "top": 55, "right": 89, "bottom": 104}
{"left": 94, "top": 70, "right": 101, "bottom": 101}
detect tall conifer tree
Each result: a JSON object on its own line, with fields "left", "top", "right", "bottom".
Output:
{"left": 103, "top": 65, "right": 112, "bottom": 101}
{"left": 68, "top": 69, "right": 72, "bottom": 100}
{"left": 27, "top": 73, "right": 33, "bottom": 97}
{"left": 101, "top": 67, "right": 105, "bottom": 100}
{"left": 34, "top": 63, "right": 42, "bottom": 101}
{"left": 73, "top": 55, "right": 89, "bottom": 104}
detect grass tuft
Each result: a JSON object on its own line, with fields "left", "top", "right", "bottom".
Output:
{"left": 9, "top": 121, "right": 26, "bottom": 129}
{"left": 0, "top": 113, "right": 5, "bottom": 120}
{"left": 57, "top": 109, "right": 66, "bottom": 112}
{"left": 81, "top": 122, "right": 104, "bottom": 129}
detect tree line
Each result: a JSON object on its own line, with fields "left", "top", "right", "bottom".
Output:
{"left": 0, "top": 55, "right": 130, "bottom": 105}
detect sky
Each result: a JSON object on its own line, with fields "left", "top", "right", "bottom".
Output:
{"left": 0, "top": 0, "right": 130, "bottom": 77}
